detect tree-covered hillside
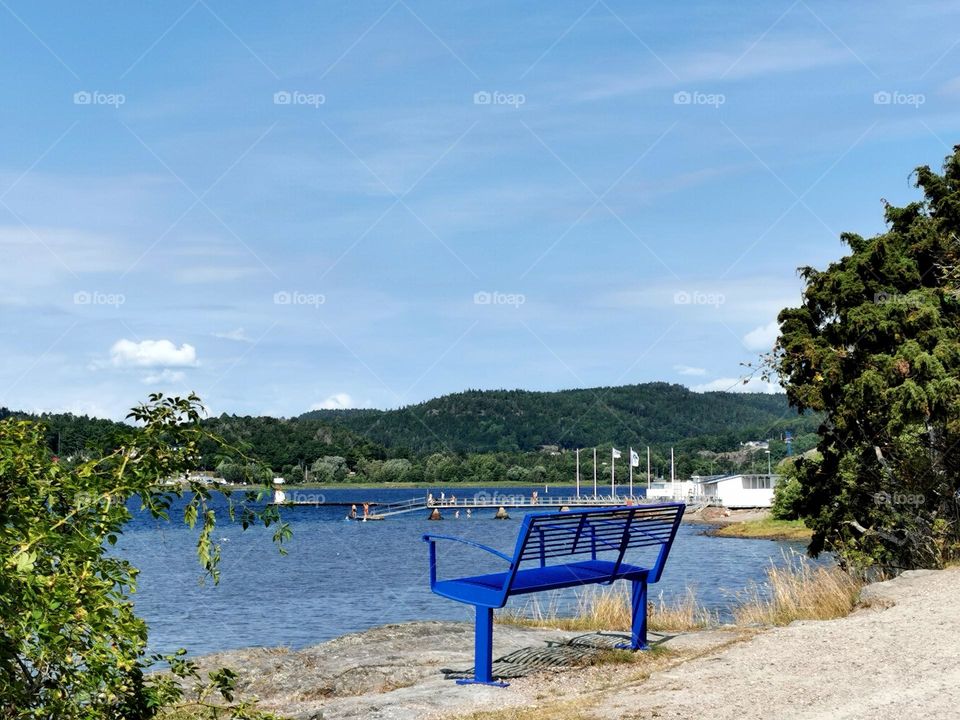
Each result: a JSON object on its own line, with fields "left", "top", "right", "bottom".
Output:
{"left": 300, "top": 383, "right": 819, "bottom": 453}
{"left": 3, "top": 384, "right": 819, "bottom": 484}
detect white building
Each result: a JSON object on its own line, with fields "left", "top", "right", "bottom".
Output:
{"left": 693, "top": 474, "right": 780, "bottom": 508}
{"left": 645, "top": 479, "right": 701, "bottom": 502}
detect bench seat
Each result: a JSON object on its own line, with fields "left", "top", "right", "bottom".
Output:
{"left": 424, "top": 503, "right": 685, "bottom": 686}
{"left": 433, "top": 560, "right": 650, "bottom": 606}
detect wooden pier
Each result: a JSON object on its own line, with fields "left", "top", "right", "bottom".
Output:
{"left": 274, "top": 493, "right": 659, "bottom": 518}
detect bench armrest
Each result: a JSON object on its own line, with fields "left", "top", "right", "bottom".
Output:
{"left": 422, "top": 534, "right": 513, "bottom": 562}
{"left": 422, "top": 534, "right": 513, "bottom": 587}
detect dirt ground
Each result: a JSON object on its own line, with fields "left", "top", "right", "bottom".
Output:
{"left": 184, "top": 567, "right": 960, "bottom": 720}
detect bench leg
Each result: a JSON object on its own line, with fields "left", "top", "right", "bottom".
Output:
{"left": 629, "top": 578, "right": 649, "bottom": 650}
{"left": 456, "top": 606, "right": 508, "bottom": 687}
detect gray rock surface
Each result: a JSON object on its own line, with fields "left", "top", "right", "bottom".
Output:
{"left": 185, "top": 568, "right": 960, "bottom": 720}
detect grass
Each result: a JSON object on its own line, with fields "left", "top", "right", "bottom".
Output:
{"left": 499, "top": 552, "right": 863, "bottom": 635}
{"left": 498, "top": 584, "right": 716, "bottom": 633}
{"left": 712, "top": 517, "right": 813, "bottom": 541}
{"left": 733, "top": 553, "right": 863, "bottom": 626}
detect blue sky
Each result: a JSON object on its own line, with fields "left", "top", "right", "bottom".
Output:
{"left": 2, "top": 0, "right": 958, "bottom": 419}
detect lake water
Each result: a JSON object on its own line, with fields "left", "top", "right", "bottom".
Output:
{"left": 117, "top": 486, "right": 808, "bottom": 658}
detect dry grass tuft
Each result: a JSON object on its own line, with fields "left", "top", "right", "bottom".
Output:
{"left": 498, "top": 584, "right": 715, "bottom": 633}
{"left": 733, "top": 553, "right": 863, "bottom": 626}
{"left": 499, "top": 553, "right": 864, "bottom": 635}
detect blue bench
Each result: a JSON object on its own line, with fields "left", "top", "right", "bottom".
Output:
{"left": 423, "top": 502, "right": 685, "bottom": 686}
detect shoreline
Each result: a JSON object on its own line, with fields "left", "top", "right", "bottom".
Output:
{"left": 686, "top": 506, "right": 813, "bottom": 541}
{"left": 177, "top": 568, "right": 960, "bottom": 720}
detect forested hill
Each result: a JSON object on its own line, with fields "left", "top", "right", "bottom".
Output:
{"left": 300, "top": 383, "right": 817, "bottom": 453}
{"left": 0, "top": 407, "right": 387, "bottom": 471}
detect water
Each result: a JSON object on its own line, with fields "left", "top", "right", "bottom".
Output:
{"left": 117, "top": 487, "right": 807, "bottom": 658}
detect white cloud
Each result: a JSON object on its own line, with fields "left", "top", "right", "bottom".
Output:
{"left": 142, "top": 369, "right": 186, "bottom": 384}
{"left": 310, "top": 393, "right": 354, "bottom": 410}
{"left": 690, "top": 376, "right": 781, "bottom": 394}
{"left": 743, "top": 320, "right": 780, "bottom": 352}
{"left": 110, "top": 339, "right": 198, "bottom": 368}
{"left": 674, "top": 364, "right": 706, "bottom": 376}
{"left": 213, "top": 328, "right": 252, "bottom": 342}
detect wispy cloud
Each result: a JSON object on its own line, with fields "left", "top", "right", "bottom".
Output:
{"left": 574, "top": 37, "right": 854, "bottom": 101}
{"left": 213, "top": 327, "right": 252, "bottom": 342}
{"left": 743, "top": 319, "right": 780, "bottom": 352}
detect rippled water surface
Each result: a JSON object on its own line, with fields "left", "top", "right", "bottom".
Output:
{"left": 117, "top": 487, "right": 807, "bottom": 657}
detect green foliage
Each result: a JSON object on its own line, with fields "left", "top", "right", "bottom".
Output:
{"left": 0, "top": 394, "right": 289, "bottom": 719}
{"left": 776, "top": 147, "right": 960, "bottom": 571}
{"left": 771, "top": 459, "right": 807, "bottom": 521}
{"left": 310, "top": 455, "right": 348, "bottom": 483}
{"left": 216, "top": 461, "right": 272, "bottom": 485}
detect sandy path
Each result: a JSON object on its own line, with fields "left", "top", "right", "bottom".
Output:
{"left": 589, "top": 568, "right": 960, "bottom": 720}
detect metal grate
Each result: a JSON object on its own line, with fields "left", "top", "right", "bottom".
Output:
{"left": 441, "top": 632, "right": 640, "bottom": 681}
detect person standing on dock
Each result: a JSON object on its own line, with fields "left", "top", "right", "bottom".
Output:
{"left": 531, "top": 490, "right": 538, "bottom": 505}
{"left": 362, "top": 502, "right": 370, "bottom": 520}
{"left": 427, "top": 492, "right": 434, "bottom": 507}
{"left": 349, "top": 504, "right": 357, "bottom": 519}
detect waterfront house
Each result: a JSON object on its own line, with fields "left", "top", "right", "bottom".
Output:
{"left": 693, "top": 473, "right": 780, "bottom": 508}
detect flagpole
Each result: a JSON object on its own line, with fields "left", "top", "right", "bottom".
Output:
{"left": 593, "top": 447, "right": 597, "bottom": 497}
{"left": 647, "top": 446, "right": 651, "bottom": 489}
{"left": 575, "top": 448, "right": 580, "bottom": 498}
{"left": 629, "top": 446, "right": 633, "bottom": 498}
{"left": 671, "top": 447, "right": 675, "bottom": 500}
{"left": 611, "top": 447, "right": 616, "bottom": 499}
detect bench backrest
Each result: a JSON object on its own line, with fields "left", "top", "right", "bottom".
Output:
{"left": 509, "top": 503, "right": 684, "bottom": 584}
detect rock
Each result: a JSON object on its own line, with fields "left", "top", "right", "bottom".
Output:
{"left": 495, "top": 506, "right": 510, "bottom": 520}
{"left": 429, "top": 509, "right": 442, "bottom": 520}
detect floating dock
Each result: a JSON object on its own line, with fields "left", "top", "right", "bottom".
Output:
{"left": 273, "top": 494, "right": 654, "bottom": 519}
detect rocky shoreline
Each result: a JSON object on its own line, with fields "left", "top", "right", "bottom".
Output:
{"left": 179, "top": 568, "right": 960, "bottom": 720}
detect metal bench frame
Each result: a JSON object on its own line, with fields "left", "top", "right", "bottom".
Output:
{"left": 423, "top": 502, "right": 685, "bottom": 686}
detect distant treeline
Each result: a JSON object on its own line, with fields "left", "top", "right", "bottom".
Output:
{"left": 2, "top": 383, "right": 819, "bottom": 485}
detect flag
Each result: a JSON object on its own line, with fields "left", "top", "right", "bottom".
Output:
{"left": 630, "top": 449, "right": 640, "bottom": 467}
{"left": 612, "top": 447, "right": 622, "bottom": 459}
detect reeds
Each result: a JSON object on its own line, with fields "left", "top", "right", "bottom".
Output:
{"left": 498, "top": 584, "right": 715, "bottom": 633}
{"left": 498, "top": 553, "right": 863, "bottom": 633}
{"left": 732, "top": 553, "right": 863, "bottom": 626}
